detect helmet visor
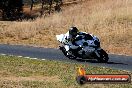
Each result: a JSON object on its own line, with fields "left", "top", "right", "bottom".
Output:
{"left": 71, "top": 31, "right": 78, "bottom": 37}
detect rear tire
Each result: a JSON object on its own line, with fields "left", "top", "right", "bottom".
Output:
{"left": 97, "top": 49, "right": 109, "bottom": 63}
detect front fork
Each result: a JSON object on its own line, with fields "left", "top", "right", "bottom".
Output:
{"left": 59, "top": 46, "right": 67, "bottom": 56}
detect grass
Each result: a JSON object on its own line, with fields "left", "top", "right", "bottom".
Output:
{"left": 0, "top": 0, "right": 132, "bottom": 55}
{"left": 0, "top": 55, "right": 132, "bottom": 88}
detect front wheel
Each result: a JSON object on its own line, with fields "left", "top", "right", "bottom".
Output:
{"left": 96, "top": 49, "right": 109, "bottom": 63}
{"left": 59, "top": 46, "right": 77, "bottom": 59}
{"left": 66, "top": 50, "right": 77, "bottom": 59}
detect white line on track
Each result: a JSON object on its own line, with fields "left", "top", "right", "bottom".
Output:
{"left": 24, "top": 57, "right": 31, "bottom": 59}
{"left": 0, "top": 53, "right": 6, "bottom": 56}
{"left": 18, "top": 56, "right": 23, "bottom": 58}
{"left": 42, "top": 59, "right": 46, "bottom": 60}
{"left": 0, "top": 53, "right": 43, "bottom": 61}
{"left": 30, "top": 58, "right": 38, "bottom": 60}
{"left": 9, "top": 55, "right": 14, "bottom": 56}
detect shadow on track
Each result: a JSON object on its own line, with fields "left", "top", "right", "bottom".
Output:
{"left": 106, "top": 62, "right": 128, "bottom": 65}
{"left": 76, "top": 59, "right": 128, "bottom": 65}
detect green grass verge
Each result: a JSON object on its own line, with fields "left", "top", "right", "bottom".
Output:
{"left": 0, "top": 55, "right": 131, "bottom": 88}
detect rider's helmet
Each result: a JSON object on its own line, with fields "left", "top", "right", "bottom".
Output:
{"left": 69, "top": 27, "right": 79, "bottom": 37}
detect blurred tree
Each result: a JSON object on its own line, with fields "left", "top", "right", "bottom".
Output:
{"left": 0, "top": 0, "right": 24, "bottom": 20}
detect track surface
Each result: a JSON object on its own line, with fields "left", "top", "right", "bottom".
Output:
{"left": 0, "top": 44, "right": 132, "bottom": 71}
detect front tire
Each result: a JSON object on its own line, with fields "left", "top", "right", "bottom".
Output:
{"left": 97, "top": 49, "right": 109, "bottom": 63}
{"left": 67, "top": 55, "right": 77, "bottom": 59}
{"left": 59, "top": 46, "right": 77, "bottom": 59}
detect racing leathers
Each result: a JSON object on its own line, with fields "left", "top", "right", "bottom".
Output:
{"left": 62, "top": 31, "right": 79, "bottom": 54}
{"left": 62, "top": 31, "right": 94, "bottom": 55}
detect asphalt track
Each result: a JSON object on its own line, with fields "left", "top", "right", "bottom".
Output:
{"left": 0, "top": 44, "right": 132, "bottom": 71}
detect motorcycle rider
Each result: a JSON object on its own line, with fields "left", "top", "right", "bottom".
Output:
{"left": 60, "top": 26, "right": 94, "bottom": 55}
{"left": 60, "top": 27, "right": 79, "bottom": 55}
{"left": 57, "top": 27, "right": 108, "bottom": 62}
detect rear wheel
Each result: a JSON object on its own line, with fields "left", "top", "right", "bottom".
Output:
{"left": 97, "top": 49, "right": 109, "bottom": 63}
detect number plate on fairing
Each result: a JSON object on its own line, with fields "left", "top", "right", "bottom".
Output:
{"left": 84, "top": 47, "right": 95, "bottom": 53}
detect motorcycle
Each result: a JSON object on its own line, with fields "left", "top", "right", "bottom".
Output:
{"left": 56, "top": 33, "right": 109, "bottom": 63}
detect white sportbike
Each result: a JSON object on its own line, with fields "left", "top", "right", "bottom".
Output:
{"left": 56, "top": 34, "right": 109, "bottom": 63}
